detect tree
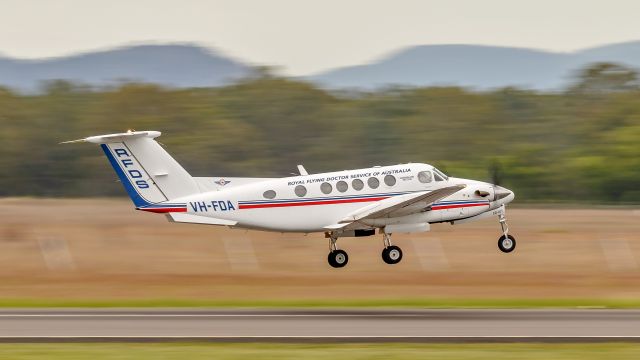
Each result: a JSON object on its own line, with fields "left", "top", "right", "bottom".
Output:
{"left": 570, "top": 63, "right": 639, "bottom": 94}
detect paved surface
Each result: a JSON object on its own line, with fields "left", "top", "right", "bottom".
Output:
{"left": 1, "top": 309, "right": 640, "bottom": 342}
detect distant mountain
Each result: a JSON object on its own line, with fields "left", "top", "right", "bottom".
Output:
{"left": 5, "top": 41, "right": 640, "bottom": 92}
{"left": 0, "top": 44, "right": 250, "bottom": 92}
{"left": 310, "top": 41, "right": 640, "bottom": 90}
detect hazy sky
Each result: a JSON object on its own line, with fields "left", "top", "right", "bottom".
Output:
{"left": 2, "top": 0, "right": 640, "bottom": 75}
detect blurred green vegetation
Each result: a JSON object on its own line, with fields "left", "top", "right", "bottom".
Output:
{"left": 0, "top": 63, "right": 638, "bottom": 203}
{"left": 2, "top": 343, "right": 640, "bottom": 360}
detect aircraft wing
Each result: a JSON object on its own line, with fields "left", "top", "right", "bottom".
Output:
{"left": 337, "top": 184, "right": 466, "bottom": 224}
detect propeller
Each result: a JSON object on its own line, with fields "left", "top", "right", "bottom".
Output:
{"left": 489, "top": 160, "right": 502, "bottom": 187}
{"left": 473, "top": 161, "right": 512, "bottom": 202}
{"left": 473, "top": 161, "right": 502, "bottom": 199}
{"left": 488, "top": 160, "right": 512, "bottom": 201}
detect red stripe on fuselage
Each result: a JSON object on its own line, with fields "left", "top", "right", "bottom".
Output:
{"left": 138, "top": 200, "right": 487, "bottom": 213}
{"left": 238, "top": 196, "right": 390, "bottom": 209}
{"left": 431, "top": 203, "right": 489, "bottom": 210}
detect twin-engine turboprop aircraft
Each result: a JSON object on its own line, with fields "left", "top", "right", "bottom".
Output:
{"left": 64, "top": 130, "right": 516, "bottom": 268}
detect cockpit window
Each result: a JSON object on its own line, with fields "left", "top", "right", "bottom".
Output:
{"left": 433, "top": 167, "right": 448, "bottom": 181}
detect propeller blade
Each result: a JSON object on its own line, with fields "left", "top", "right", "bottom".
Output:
{"left": 489, "top": 161, "right": 502, "bottom": 186}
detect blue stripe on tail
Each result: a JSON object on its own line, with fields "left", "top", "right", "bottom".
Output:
{"left": 100, "top": 144, "right": 150, "bottom": 208}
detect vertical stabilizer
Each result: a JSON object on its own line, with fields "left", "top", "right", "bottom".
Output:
{"left": 66, "top": 131, "right": 199, "bottom": 210}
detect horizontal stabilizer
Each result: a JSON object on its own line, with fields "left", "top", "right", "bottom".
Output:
{"left": 167, "top": 213, "right": 237, "bottom": 226}
{"left": 61, "top": 130, "right": 161, "bottom": 144}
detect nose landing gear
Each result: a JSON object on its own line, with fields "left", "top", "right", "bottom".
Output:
{"left": 381, "top": 233, "right": 403, "bottom": 264}
{"left": 497, "top": 207, "right": 516, "bottom": 253}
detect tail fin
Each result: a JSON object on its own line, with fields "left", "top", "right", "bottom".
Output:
{"left": 64, "top": 131, "right": 199, "bottom": 211}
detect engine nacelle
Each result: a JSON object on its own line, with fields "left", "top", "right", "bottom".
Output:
{"left": 360, "top": 212, "right": 435, "bottom": 227}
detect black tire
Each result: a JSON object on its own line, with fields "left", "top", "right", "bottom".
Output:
{"left": 382, "top": 245, "right": 403, "bottom": 264}
{"left": 498, "top": 234, "right": 516, "bottom": 253}
{"left": 327, "top": 252, "right": 337, "bottom": 267}
{"left": 328, "top": 249, "right": 348, "bottom": 268}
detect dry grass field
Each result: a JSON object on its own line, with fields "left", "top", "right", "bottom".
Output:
{"left": 0, "top": 198, "right": 639, "bottom": 304}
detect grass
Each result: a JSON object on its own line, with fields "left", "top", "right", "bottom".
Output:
{"left": 1, "top": 298, "right": 640, "bottom": 308}
{"left": 1, "top": 343, "right": 640, "bottom": 359}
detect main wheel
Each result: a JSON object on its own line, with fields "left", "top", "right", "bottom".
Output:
{"left": 328, "top": 249, "right": 349, "bottom": 268}
{"left": 498, "top": 234, "right": 516, "bottom": 253}
{"left": 382, "top": 245, "right": 403, "bottom": 264}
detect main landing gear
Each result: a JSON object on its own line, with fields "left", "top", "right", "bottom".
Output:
{"left": 381, "top": 232, "right": 403, "bottom": 265}
{"left": 327, "top": 234, "right": 348, "bottom": 268}
{"left": 497, "top": 208, "right": 516, "bottom": 253}
{"left": 325, "top": 231, "right": 404, "bottom": 268}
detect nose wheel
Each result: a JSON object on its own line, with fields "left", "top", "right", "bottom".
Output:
{"left": 498, "top": 234, "right": 516, "bottom": 253}
{"left": 381, "top": 233, "right": 403, "bottom": 264}
{"left": 497, "top": 206, "right": 516, "bottom": 253}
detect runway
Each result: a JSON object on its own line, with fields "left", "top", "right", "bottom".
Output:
{"left": 1, "top": 309, "right": 640, "bottom": 342}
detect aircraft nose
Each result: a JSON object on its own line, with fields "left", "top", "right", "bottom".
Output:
{"left": 494, "top": 186, "right": 514, "bottom": 203}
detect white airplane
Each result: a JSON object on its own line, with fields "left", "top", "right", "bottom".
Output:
{"left": 64, "top": 130, "right": 516, "bottom": 268}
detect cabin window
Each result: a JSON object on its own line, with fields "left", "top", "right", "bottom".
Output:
{"left": 352, "top": 178, "right": 364, "bottom": 191}
{"left": 418, "top": 171, "right": 432, "bottom": 183}
{"left": 367, "top": 177, "right": 380, "bottom": 189}
{"left": 320, "top": 182, "right": 333, "bottom": 194}
{"left": 294, "top": 185, "right": 307, "bottom": 197}
{"left": 336, "top": 180, "right": 348, "bottom": 192}
{"left": 384, "top": 175, "right": 396, "bottom": 186}
{"left": 263, "top": 190, "right": 276, "bottom": 199}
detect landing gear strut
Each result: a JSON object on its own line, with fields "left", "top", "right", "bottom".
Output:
{"left": 326, "top": 233, "right": 348, "bottom": 268}
{"left": 381, "top": 232, "right": 403, "bottom": 264}
{"left": 497, "top": 207, "right": 516, "bottom": 253}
